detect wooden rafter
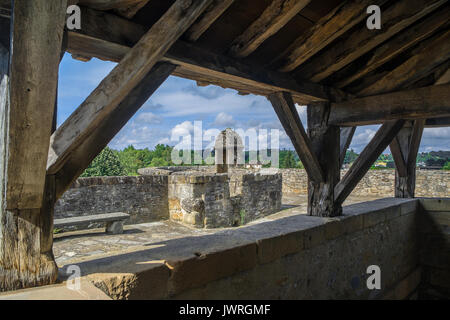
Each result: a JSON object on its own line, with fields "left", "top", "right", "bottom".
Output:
{"left": 114, "top": 0, "right": 150, "bottom": 19}
{"left": 185, "top": 0, "right": 235, "bottom": 42}
{"left": 268, "top": 91, "right": 324, "bottom": 183}
{"left": 296, "top": 0, "right": 447, "bottom": 83}
{"left": 47, "top": 0, "right": 212, "bottom": 175}
{"left": 78, "top": 0, "right": 147, "bottom": 10}
{"left": 275, "top": 0, "right": 388, "bottom": 72}
{"left": 334, "top": 120, "right": 406, "bottom": 205}
{"left": 65, "top": 7, "right": 349, "bottom": 103}
{"left": 329, "top": 84, "right": 450, "bottom": 126}
{"left": 335, "top": 7, "right": 450, "bottom": 89}
{"left": 357, "top": 29, "right": 450, "bottom": 96}
{"left": 229, "top": 0, "right": 311, "bottom": 58}
{"left": 435, "top": 68, "right": 450, "bottom": 85}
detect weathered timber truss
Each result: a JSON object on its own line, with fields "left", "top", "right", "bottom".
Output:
{"left": 0, "top": 0, "right": 449, "bottom": 291}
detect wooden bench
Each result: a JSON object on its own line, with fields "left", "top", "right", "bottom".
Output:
{"left": 54, "top": 212, "right": 130, "bottom": 234}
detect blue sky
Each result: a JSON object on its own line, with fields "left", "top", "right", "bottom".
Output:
{"left": 58, "top": 54, "right": 449, "bottom": 153}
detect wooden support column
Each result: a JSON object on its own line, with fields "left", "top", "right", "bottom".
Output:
{"left": 306, "top": 102, "right": 341, "bottom": 217}
{"left": 390, "top": 119, "right": 425, "bottom": 198}
{"left": 0, "top": 1, "right": 67, "bottom": 291}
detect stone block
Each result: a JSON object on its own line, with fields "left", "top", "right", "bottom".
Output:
{"left": 340, "top": 214, "right": 364, "bottom": 235}
{"left": 363, "top": 208, "right": 387, "bottom": 229}
{"left": 324, "top": 219, "right": 345, "bottom": 240}
{"left": 419, "top": 198, "right": 450, "bottom": 212}
{"left": 166, "top": 243, "right": 257, "bottom": 295}
{"left": 303, "top": 225, "right": 326, "bottom": 250}
{"left": 257, "top": 231, "right": 304, "bottom": 264}
{"left": 87, "top": 264, "right": 170, "bottom": 300}
{"left": 400, "top": 200, "right": 419, "bottom": 216}
{"left": 106, "top": 221, "right": 123, "bottom": 234}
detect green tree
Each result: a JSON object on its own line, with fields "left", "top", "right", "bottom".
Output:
{"left": 150, "top": 157, "right": 169, "bottom": 167}
{"left": 443, "top": 161, "right": 450, "bottom": 170}
{"left": 81, "top": 147, "right": 125, "bottom": 177}
{"left": 282, "top": 151, "right": 297, "bottom": 168}
{"left": 344, "top": 149, "right": 359, "bottom": 164}
{"left": 117, "top": 145, "right": 143, "bottom": 176}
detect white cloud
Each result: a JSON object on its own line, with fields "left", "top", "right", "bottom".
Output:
{"left": 136, "top": 112, "right": 162, "bottom": 124}
{"left": 213, "top": 112, "right": 236, "bottom": 127}
{"left": 151, "top": 85, "right": 272, "bottom": 118}
{"left": 170, "top": 121, "right": 194, "bottom": 139}
{"left": 350, "top": 126, "right": 379, "bottom": 152}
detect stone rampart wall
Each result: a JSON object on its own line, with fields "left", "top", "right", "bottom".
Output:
{"left": 54, "top": 176, "right": 169, "bottom": 225}
{"left": 281, "top": 169, "right": 449, "bottom": 198}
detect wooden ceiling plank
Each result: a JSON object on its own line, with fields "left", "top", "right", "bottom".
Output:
{"left": 357, "top": 29, "right": 450, "bottom": 96}
{"left": 276, "top": 0, "right": 388, "bottom": 72}
{"left": 435, "top": 68, "right": 450, "bottom": 85}
{"left": 185, "top": 0, "right": 235, "bottom": 42}
{"left": 329, "top": 84, "right": 450, "bottom": 126}
{"left": 48, "top": 0, "right": 212, "bottom": 174}
{"left": 114, "top": 0, "right": 150, "bottom": 19}
{"left": 335, "top": 7, "right": 450, "bottom": 89}
{"left": 78, "top": 0, "right": 146, "bottom": 10}
{"left": 297, "top": 0, "right": 447, "bottom": 83}
{"left": 229, "top": 0, "right": 311, "bottom": 58}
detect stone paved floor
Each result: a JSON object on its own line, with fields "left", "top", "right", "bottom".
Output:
{"left": 53, "top": 194, "right": 384, "bottom": 267}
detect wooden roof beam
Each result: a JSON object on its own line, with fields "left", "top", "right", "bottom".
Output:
{"left": 296, "top": 0, "right": 447, "bottom": 83}
{"left": 229, "top": 0, "right": 311, "bottom": 58}
{"left": 48, "top": 0, "right": 212, "bottom": 174}
{"left": 275, "top": 0, "right": 388, "bottom": 72}
{"left": 329, "top": 84, "right": 450, "bottom": 126}
{"left": 77, "top": 0, "right": 147, "bottom": 10}
{"left": 114, "top": 0, "right": 150, "bottom": 19}
{"left": 185, "top": 0, "right": 235, "bottom": 42}
{"left": 65, "top": 7, "right": 349, "bottom": 103}
{"left": 335, "top": 7, "right": 449, "bottom": 89}
{"left": 357, "top": 29, "right": 450, "bottom": 96}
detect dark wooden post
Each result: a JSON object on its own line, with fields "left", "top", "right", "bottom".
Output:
{"left": 0, "top": 0, "right": 67, "bottom": 292}
{"left": 307, "top": 102, "right": 342, "bottom": 217}
{"left": 390, "top": 119, "right": 425, "bottom": 198}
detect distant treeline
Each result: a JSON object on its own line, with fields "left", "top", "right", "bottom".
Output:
{"left": 81, "top": 145, "right": 450, "bottom": 177}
